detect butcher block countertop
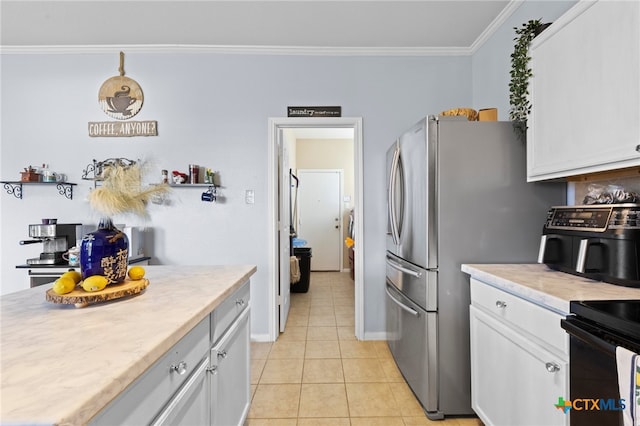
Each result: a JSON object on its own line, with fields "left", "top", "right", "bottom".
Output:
{"left": 462, "top": 263, "right": 640, "bottom": 314}
{"left": 0, "top": 265, "right": 256, "bottom": 425}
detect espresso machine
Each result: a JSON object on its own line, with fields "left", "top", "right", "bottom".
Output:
{"left": 20, "top": 223, "right": 82, "bottom": 265}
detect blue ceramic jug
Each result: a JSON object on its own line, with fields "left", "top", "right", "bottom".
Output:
{"left": 80, "top": 217, "right": 129, "bottom": 284}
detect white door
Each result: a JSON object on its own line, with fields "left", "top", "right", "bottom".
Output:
{"left": 278, "top": 131, "right": 291, "bottom": 333}
{"left": 297, "top": 170, "right": 342, "bottom": 271}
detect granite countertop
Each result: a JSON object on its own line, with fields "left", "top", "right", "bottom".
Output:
{"left": 0, "top": 264, "right": 256, "bottom": 425}
{"left": 462, "top": 263, "right": 640, "bottom": 314}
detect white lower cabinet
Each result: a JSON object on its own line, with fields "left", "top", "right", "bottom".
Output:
{"left": 151, "top": 358, "right": 210, "bottom": 426}
{"left": 469, "top": 279, "right": 569, "bottom": 426}
{"left": 210, "top": 307, "right": 251, "bottom": 425}
{"left": 89, "top": 317, "right": 210, "bottom": 426}
{"left": 89, "top": 280, "right": 251, "bottom": 426}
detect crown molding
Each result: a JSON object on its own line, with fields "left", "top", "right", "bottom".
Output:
{"left": 0, "top": 0, "right": 523, "bottom": 58}
{"left": 470, "top": 0, "right": 523, "bottom": 53}
{"left": 0, "top": 44, "right": 472, "bottom": 57}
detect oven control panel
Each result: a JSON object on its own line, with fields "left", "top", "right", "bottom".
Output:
{"left": 545, "top": 205, "right": 640, "bottom": 232}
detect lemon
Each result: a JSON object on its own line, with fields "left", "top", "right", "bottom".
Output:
{"left": 52, "top": 277, "right": 76, "bottom": 295}
{"left": 81, "top": 275, "right": 108, "bottom": 292}
{"left": 128, "top": 266, "right": 146, "bottom": 280}
{"left": 61, "top": 270, "right": 82, "bottom": 284}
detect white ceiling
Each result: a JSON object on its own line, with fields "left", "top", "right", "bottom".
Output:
{"left": 1, "top": 1, "right": 516, "bottom": 54}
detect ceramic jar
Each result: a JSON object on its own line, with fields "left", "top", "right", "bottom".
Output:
{"left": 80, "top": 217, "right": 129, "bottom": 284}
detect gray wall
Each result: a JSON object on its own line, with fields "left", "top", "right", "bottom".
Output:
{"left": 0, "top": 0, "right": 576, "bottom": 339}
{"left": 472, "top": 1, "right": 576, "bottom": 119}
{"left": 0, "top": 53, "right": 471, "bottom": 339}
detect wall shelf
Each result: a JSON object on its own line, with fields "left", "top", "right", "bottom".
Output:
{"left": 82, "top": 158, "right": 137, "bottom": 188}
{"left": 169, "top": 183, "right": 216, "bottom": 188}
{"left": 0, "top": 181, "right": 77, "bottom": 200}
{"left": 166, "top": 183, "right": 220, "bottom": 202}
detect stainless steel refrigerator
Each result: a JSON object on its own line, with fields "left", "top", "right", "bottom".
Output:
{"left": 385, "top": 115, "right": 565, "bottom": 419}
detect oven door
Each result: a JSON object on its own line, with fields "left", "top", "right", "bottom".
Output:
{"left": 561, "top": 317, "right": 640, "bottom": 426}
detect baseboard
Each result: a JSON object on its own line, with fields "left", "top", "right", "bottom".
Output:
{"left": 250, "top": 333, "right": 274, "bottom": 343}
{"left": 252, "top": 332, "right": 387, "bottom": 342}
{"left": 362, "top": 331, "right": 388, "bottom": 341}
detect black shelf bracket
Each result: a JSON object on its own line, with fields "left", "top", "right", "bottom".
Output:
{"left": 57, "top": 183, "right": 74, "bottom": 200}
{"left": 2, "top": 182, "right": 22, "bottom": 199}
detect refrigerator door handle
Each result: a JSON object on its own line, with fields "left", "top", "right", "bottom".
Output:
{"left": 385, "top": 285, "right": 419, "bottom": 317}
{"left": 388, "top": 143, "right": 401, "bottom": 244}
{"left": 386, "top": 257, "right": 423, "bottom": 278}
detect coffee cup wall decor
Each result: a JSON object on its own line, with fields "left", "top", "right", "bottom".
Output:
{"left": 99, "top": 77, "right": 143, "bottom": 120}
{"left": 97, "top": 52, "right": 144, "bottom": 120}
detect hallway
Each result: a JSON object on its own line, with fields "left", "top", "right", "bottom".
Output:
{"left": 247, "top": 272, "right": 482, "bottom": 425}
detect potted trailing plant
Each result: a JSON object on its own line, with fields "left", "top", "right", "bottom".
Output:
{"left": 509, "top": 19, "right": 551, "bottom": 141}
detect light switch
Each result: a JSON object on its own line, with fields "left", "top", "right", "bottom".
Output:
{"left": 245, "top": 189, "right": 255, "bottom": 204}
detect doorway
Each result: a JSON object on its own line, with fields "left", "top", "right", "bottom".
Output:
{"left": 268, "top": 117, "right": 363, "bottom": 341}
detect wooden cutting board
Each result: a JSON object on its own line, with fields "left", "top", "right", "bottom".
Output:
{"left": 46, "top": 278, "right": 149, "bottom": 308}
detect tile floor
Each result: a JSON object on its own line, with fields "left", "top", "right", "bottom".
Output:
{"left": 247, "top": 271, "right": 483, "bottom": 426}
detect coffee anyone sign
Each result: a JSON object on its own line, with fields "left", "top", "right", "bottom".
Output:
{"left": 89, "top": 52, "right": 158, "bottom": 137}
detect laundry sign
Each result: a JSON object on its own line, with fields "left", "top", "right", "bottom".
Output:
{"left": 287, "top": 106, "right": 341, "bottom": 117}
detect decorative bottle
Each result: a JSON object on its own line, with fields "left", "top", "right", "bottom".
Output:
{"left": 80, "top": 217, "right": 129, "bottom": 284}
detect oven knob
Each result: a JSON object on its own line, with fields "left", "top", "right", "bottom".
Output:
{"left": 545, "top": 362, "right": 560, "bottom": 373}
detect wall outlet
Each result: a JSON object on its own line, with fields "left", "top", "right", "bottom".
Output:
{"left": 245, "top": 189, "right": 255, "bottom": 204}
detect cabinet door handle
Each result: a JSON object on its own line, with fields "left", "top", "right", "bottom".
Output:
{"left": 170, "top": 361, "right": 187, "bottom": 375}
{"left": 236, "top": 298, "right": 246, "bottom": 307}
{"left": 545, "top": 362, "right": 560, "bottom": 373}
{"left": 217, "top": 350, "right": 228, "bottom": 359}
{"left": 495, "top": 300, "right": 507, "bottom": 309}
{"left": 206, "top": 365, "right": 218, "bottom": 375}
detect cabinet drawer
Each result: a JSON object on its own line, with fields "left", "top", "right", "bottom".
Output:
{"left": 470, "top": 278, "right": 568, "bottom": 356}
{"left": 211, "top": 280, "right": 250, "bottom": 344}
{"left": 90, "top": 317, "right": 210, "bottom": 425}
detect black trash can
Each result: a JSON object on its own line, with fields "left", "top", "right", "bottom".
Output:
{"left": 291, "top": 247, "right": 312, "bottom": 293}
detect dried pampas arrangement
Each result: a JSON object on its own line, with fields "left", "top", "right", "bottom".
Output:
{"left": 88, "top": 160, "right": 169, "bottom": 218}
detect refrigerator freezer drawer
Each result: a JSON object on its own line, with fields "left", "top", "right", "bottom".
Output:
{"left": 386, "top": 252, "right": 437, "bottom": 311}
{"left": 385, "top": 281, "right": 440, "bottom": 419}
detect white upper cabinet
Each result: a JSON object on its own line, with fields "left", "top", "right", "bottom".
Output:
{"left": 527, "top": 0, "right": 640, "bottom": 181}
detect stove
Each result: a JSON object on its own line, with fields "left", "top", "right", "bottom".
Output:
{"left": 571, "top": 299, "right": 640, "bottom": 341}
{"left": 561, "top": 300, "right": 640, "bottom": 425}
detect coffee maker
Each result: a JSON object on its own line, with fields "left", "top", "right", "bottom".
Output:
{"left": 538, "top": 204, "right": 640, "bottom": 288}
{"left": 21, "top": 223, "right": 82, "bottom": 265}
